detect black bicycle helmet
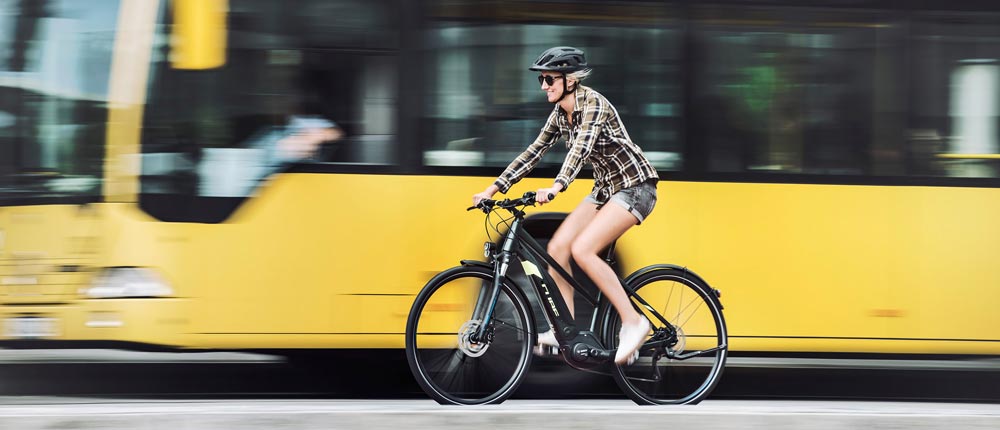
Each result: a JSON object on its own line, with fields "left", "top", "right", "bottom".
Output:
{"left": 529, "top": 46, "right": 587, "bottom": 72}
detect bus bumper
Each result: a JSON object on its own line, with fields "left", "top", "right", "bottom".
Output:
{"left": 0, "top": 299, "right": 190, "bottom": 348}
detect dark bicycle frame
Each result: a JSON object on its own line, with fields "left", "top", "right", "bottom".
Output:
{"left": 470, "top": 204, "right": 680, "bottom": 362}
{"left": 481, "top": 212, "right": 592, "bottom": 342}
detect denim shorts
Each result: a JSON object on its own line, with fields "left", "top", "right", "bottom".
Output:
{"left": 585, "top": 179, "right": 658, "bottom": 224}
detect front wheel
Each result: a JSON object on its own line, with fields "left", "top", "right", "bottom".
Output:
{"left": 405, "top": 265, "right": 535, "bottom": 405}
{"left": 600, "top": 268, "right": 728, "bottom": 405}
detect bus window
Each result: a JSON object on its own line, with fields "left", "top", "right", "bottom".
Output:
{"left": 910, "top": 13, "right": 1000, "bottom": 179}
{"left": 0, "top": 0, "right": 121, "bottom": 204}
{"left": 139, "top": 0, "right": 399, "bottom": 221}
{"left": 422, "top": 1, "right": 683, "bottom": 172}
{"left": 692, "top": 7, "right": 903, "bottom": 176}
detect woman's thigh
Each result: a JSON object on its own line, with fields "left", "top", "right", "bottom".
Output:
{"left": 549, "top": 198, "right": 601, "bottom": 253}
{"left": 572, "top": 202, "right": 638, "bottom": 257}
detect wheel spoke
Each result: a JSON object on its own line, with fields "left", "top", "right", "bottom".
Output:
{"left": 493, "top": 318, "right": 529, "bottom": 335}
{"left": 441, "top": 351, "right": 468, "bottom": 391}
{"left": 676, "top": 297, "right": 704, "bottom": 328}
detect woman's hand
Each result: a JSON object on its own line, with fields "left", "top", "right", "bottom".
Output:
{"left": 473, "top": 185, "right": 499, "bottom": 206}
{"left": 535, "top": 185, "right": 561, "bottom": 204}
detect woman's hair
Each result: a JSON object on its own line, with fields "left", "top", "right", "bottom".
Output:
{"left": 566, "top": 68, "right": 593, "bottom": 84}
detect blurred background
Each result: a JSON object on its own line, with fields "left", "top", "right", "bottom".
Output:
{"left": 0, "top": 0, "right": 998, "bottom": 401}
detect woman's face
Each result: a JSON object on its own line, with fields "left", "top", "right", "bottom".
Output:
{"left": 539, "top": 71, "right": 567, "bottom": 103}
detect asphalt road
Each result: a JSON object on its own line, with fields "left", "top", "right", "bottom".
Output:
{"left": 0, "top": 398, "right": 997, "bottom": 430}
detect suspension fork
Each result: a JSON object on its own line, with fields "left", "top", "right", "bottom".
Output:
{"left": 471, "top": 216, "right": 523, "bottom": 343}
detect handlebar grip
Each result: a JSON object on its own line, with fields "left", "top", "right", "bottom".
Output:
{"left": 470, "top": 199, "right": 496, "bottom": 212}
{"left": 547, "top": 193, "right": 555, "bottom": 201}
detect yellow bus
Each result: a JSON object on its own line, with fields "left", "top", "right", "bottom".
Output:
{"left": 1, "top": 0, "right": 998, "bottom": 359}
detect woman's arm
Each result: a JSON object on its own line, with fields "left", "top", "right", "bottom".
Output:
{"left": 492, "top": 108, "right": 562, "bottom": 193}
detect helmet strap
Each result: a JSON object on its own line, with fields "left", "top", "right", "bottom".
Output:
{"left": 554, "top": 72, "right": 576, "bottom": 103}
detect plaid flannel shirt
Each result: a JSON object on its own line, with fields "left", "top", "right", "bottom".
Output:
{"left": 494, "top": 85, "right": 659, "bottom": 199}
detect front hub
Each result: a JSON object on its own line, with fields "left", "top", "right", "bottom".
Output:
{"left": 458, "top": 320, "right": 489, "bottom": 357}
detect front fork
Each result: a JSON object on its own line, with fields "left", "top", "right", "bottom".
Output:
{"left": 470, "top": 217, "right": 522, "bottom": 344}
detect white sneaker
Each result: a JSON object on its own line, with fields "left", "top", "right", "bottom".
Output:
{"left": 614, "top": 319, "right": 651, "bottom": 365}
{"left": 533, "top": 329, "right": 559, "bottom": 356}
{"left": 537, "top": 329, "right": 558, "bottom": 347}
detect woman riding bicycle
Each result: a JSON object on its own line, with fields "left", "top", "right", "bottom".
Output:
{"left": 472, "top": 46, "right": 659, "bottom": 365}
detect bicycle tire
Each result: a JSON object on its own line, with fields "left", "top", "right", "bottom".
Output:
{"left": 405, "top": 265, "right": 535, "bottom": 405}
{"left": 599, "top": 267, "right": 727, "bottom": 405}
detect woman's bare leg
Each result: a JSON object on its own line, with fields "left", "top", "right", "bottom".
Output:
{"left": 544, "top": 199, "right": 600, "bottom": 319}
{"left": 571, "top": 203, "right": 649, "bottom": 363}
{"left": 570, "top": 203, "right": 643, "bottom": 326}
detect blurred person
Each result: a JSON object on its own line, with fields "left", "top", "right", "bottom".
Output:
{"left": 269, "top": 115, "right": 343, "bottom": 161}
{"left": 471, "top": 46, "right": 659, "bottom": 365}
{"left": 245, "top": 95, "right": 344, "bottom": 179}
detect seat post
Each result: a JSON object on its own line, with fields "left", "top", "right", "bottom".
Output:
{"left": 603, "top": 240, "right": 617, "bottom": 265}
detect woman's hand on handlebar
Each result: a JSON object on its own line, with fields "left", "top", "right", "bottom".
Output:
{"left": 473, "top": 185, "right": 499, "bottom": 207}
{"left": 535, "top": 185, "right": 561, "bottom": 205}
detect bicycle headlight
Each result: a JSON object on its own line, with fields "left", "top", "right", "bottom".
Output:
{"left": 484, "top": 242, "right": 496, "bottom": 258}
{"left": 82, "top": 267, "right": 174, "bottom": 299}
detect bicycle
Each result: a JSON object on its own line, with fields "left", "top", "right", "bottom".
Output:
{"left": 405, "top": 191, "right": 727, "bottom": 405}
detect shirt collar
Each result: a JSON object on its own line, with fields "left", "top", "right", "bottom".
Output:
{"left": 556, "top": 85, "right": 589, "bottom": 118}
{"left": 573, "top": 84, "right": 588, "bottom": 113}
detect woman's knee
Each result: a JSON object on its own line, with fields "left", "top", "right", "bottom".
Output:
{"left": 547, "top": 239, "right": 571, "bottom": 261}
{"left": 569, "top": 239, "right": 599, "bottom": 264}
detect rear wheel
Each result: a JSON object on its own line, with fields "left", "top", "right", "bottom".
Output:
{"left": 601, "top": 268, "right": 727, "bottom": 405}
{"left": 405, "top": 265, "right": 534, "bottom": 405}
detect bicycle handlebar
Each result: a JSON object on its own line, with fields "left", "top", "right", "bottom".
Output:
{"left": 467, "top": 191, "right": 554, "bottom": 213}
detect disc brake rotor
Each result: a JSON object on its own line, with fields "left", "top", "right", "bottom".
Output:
{"left": 457, "top": 320, "right": 489, "bottom": 357}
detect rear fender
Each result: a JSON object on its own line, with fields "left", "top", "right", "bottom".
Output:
{"left": 625, "top": 264, "right": 723, "bottom": 310}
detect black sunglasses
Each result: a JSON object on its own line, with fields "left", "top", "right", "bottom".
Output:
{"left": 537, "top": 75, "right": 564, "bottom": 86}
